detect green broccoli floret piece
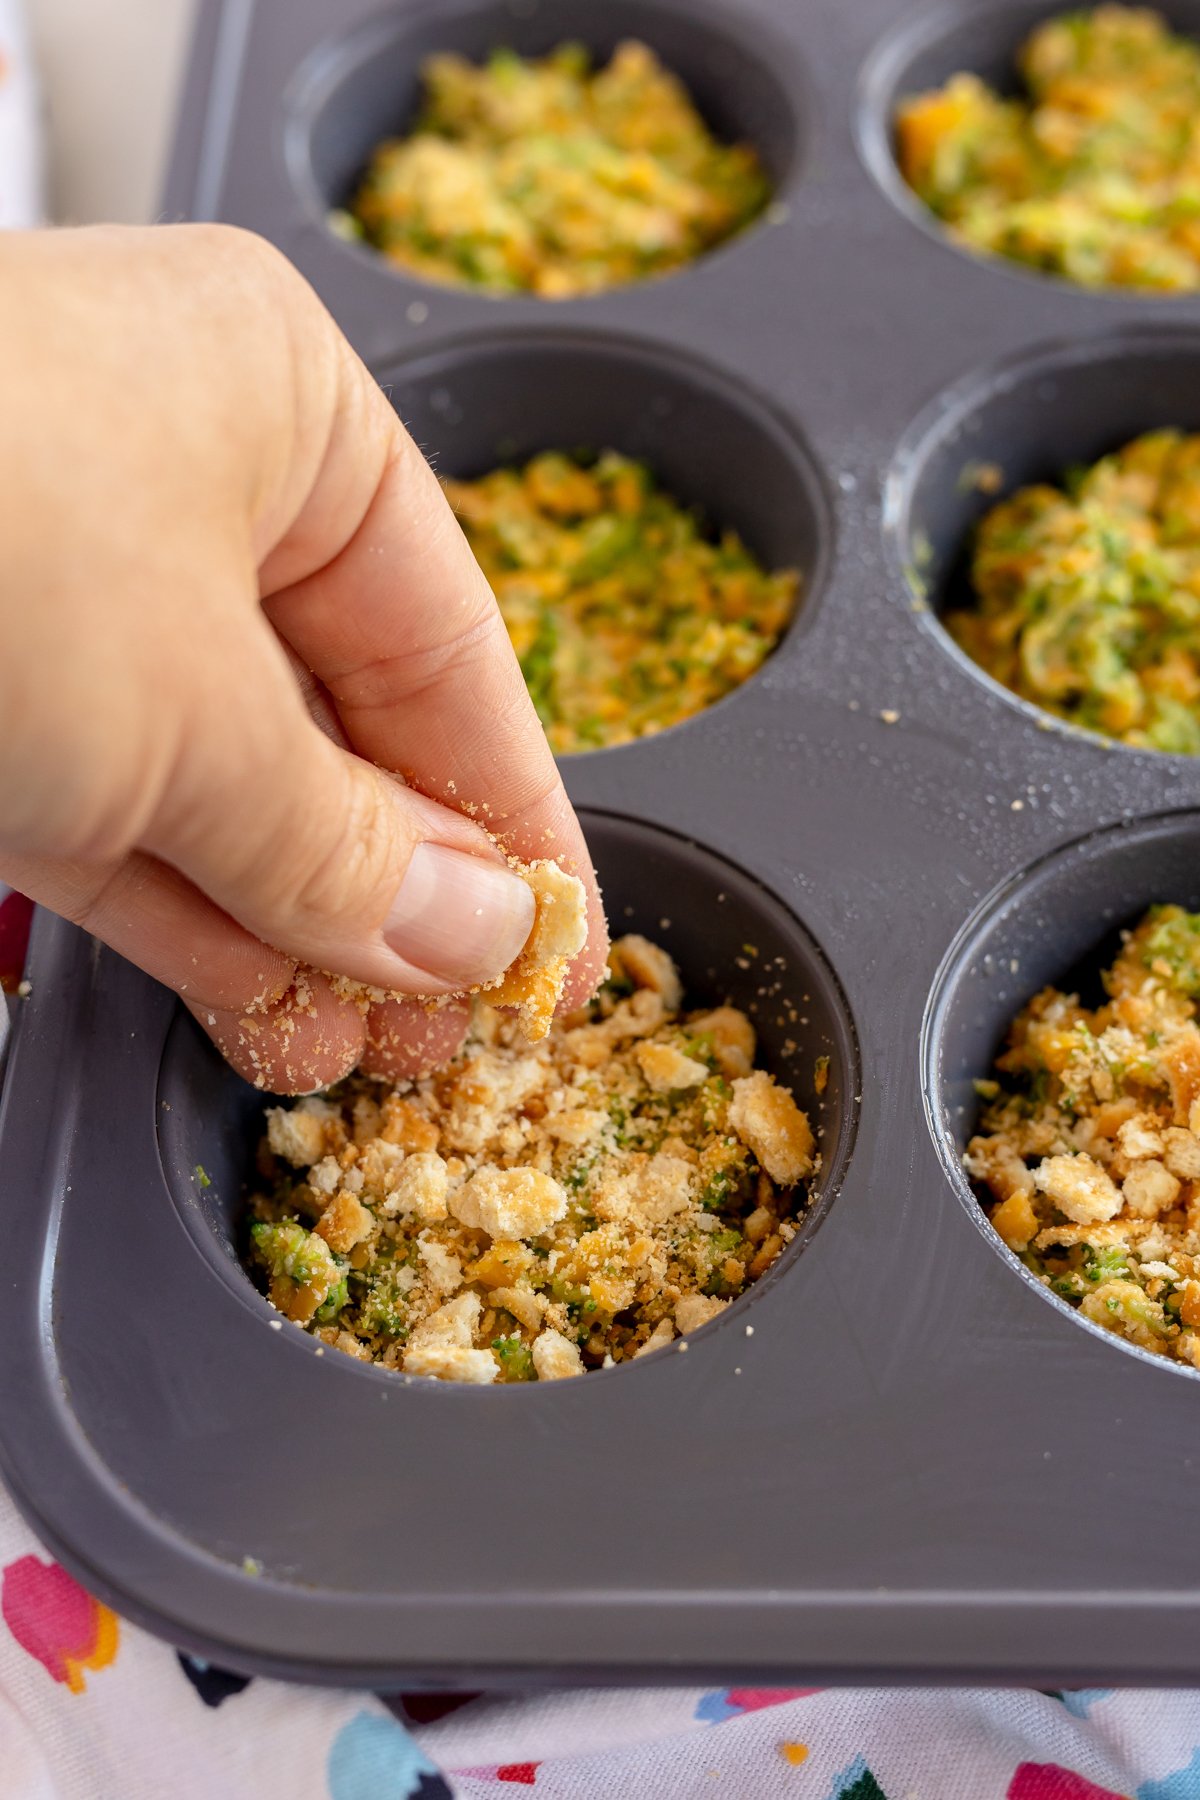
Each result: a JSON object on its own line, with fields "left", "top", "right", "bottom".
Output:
{"left": 1082, "top": 1243, "right": 1132, "bottom": 1283}
{"left": 697, "top": 1170, "right": 732, "bottom": 1210}
{"left": 700, "top": 1227, "right": 748, "bottom": 1295}
{"left": 250, "top": 1221, "right": 337, "bottom": 1289}
{"left": 492, "top": 1334, "right": 535, "bottom": 1381}
{"left": 1140, "top": 904, "right": 1200, "bottom": 995}
{"left": 314, "top": 1277, "right": 348, "bottom": 1324}
{"left": 681, "top": 1033, "right": 719, "bottom": 1071}
{"left": 357, "top": 1270, "right": 412, "bottom": 1339}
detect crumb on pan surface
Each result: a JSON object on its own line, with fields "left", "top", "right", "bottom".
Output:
{"left": 946, "top": 430, "right": 1200, "bottom": 754}
{"left": 896, "top": 6, "right": 1200, "bottom": 291}
{"left": 967, "top": 904, "right": 1200, "bottom": 1366}
{"left": 336, "top": 41, "right": 770, "bottom": 296}
{"left": 245, "top": 935, "right": 818, "bottom": 1381}
{"left": 445, "top": 451, "right": 799, "bottom": 754}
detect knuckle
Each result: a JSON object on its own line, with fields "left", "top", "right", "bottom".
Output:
{"left": 473, "top": 691, "right": 564, "bottom": 816}
{"left": 70, "top": 859, "right": 139, "bottom": 937}
{"left": 51, "top": 809, "right": 144, "bottom": 867}
{"left": 335, "top": 598, "right": 506, "bottom": 714}
{"left": 285, "top": 768, "right": 404, "bottom": 929}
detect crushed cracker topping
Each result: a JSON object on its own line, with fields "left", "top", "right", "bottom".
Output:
{"left": 246, "top": 937, "right": 818, "bottom": 1380}
{"left": 481, "top": 858, "right": 588, "bottom": 1040}
{"left": 968, "top": 903, "right": 1200, "bottom": 1367}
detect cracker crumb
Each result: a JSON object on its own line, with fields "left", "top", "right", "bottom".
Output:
{"left": 451, "top": 1166, "right": 568, "bottom": 1239}
{"left": 675, "top": 1293, "right": 728, "bottom": 1333}
{"left": 969, "top": 903, "right": 1200, "bottom": 1365}
{"left": 1034, "top": 1152, "right": 1122, "bottom": 1224}
{"left": 531, "top": 1328, "right": 584, "bottom": 1380}
{"left": 403, "top": 1293, "right": 498, "bottom": 1383}
{"left": 484, "top": 859, "right": 589, "bottom": 1041}
{"left": 636, "top": 1041, "right": 709, "bottom": 1092}
{"left": 728, "top": 1071, "right": 815, "bottom": 1184}
{"left": 634, "top": 1318, "right": 676, "bottom": 1358}
{"left": 245, "top": 936, "right": 817, "bottom": 1381}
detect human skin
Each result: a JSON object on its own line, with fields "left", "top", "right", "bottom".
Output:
{"left": 0, "top": 224, "right": 607, "bottom": 1091}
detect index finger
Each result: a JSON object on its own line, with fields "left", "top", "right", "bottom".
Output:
{"left": 259, "top": 385, "right": 607, "bottom": 1006}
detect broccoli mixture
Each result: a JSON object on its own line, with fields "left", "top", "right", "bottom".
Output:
{"left": 445, "top": 451, "right": 798, "bottom": 754}
{"left": 946, "top": 430, "right": 1200, "bottom": 754}
{"left": 897, "top": 6, "right": 1200, "bottom": 290}
{"left": 245, "top": 936, "right": 817, "bottom": 1382}
{"left": 339, "top": 40, "right": 770, "bottom": 296}
{"left": 967, "top": 905, "right": 1200, "bottom": 1368}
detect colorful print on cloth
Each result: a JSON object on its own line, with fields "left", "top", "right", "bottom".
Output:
{"left": 456, "top": 1767, "right": 541, "bottom": 1786}
{"left": 695, "top": 1686, "right": 820, "bottom": 1723}
{"left": 1057, "top": 1692, "right": 1116, "bottom": 1721}
{"left": 430, "top": 1687, "right": 1172, "bottom": 1800}
{"left": 1139, "top": 1751, "right": 1200, "bottom": 1800}
{"left": 1, "top": 1555, "right": 118, "bottom": 1693}
{"left": 1008, "top": 1767, "right": 1129, "bottom": 1799}
{"left": 328, "top": 1710, "right": 452, "bottom": 1800}
{"left": 176, "top": 1652, "right": 253, "bottom": 1709}
{"left": 825, "top": 1754, "right": 890, "bottom": 1800}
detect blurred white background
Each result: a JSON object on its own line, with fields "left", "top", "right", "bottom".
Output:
{"left": 29, "top": 0, "right": 196, "bottom": 222}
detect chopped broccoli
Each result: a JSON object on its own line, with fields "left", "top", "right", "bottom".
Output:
{"left": 314, "top": 1277, "right": 348, "bottom": 1324}
{"left": 1083, "top": 1243, "right": 1132, "bottom": 1283}
{"left": 250, "top": 1220, "right": 337, "bottom": 1290}
{"left": 1141, "top": 904, "right": 1200, "bottom": 995}
{"left": 491, "top": 1335, "right": 535, "bottom": 1381}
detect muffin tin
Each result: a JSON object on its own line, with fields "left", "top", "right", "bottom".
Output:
{"left": 4, "top": 0, "right": 1200, "bottom": 1688}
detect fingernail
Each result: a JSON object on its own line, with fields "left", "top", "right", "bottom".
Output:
{"left": 384, "top": 843, "right": 535, "bottom": 988}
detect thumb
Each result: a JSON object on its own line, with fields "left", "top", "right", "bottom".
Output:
{"left": 144, "top": 624, "right": 536, "bottom": 995}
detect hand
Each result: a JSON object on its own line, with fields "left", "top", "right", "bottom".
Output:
{"left": 0, "top": 225, "right": 606, "bottom": 1090}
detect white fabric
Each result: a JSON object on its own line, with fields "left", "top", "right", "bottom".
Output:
{"left": 0, "top": 0, "right": 42, "bottom": 228}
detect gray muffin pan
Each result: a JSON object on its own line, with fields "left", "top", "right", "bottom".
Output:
{"left": 4, "top": 0, "right": 1200, "bottom": 1689}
